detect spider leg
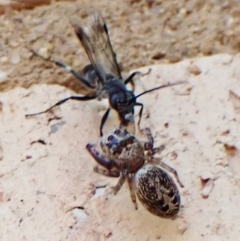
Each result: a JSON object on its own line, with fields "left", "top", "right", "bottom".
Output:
{"left": 94, "top": 165, "right": 120, "bottom": 177}
{"left": 150, "top": 157, "right": 184, "bottom": 188}
{"left": 86, "top": 143, "right": 115, "bottom": 170}
{"left": 127, "top": 175, "right": 138, "bottom": 210}
{"left": 139, "top": 127, "right": 153, "bottom": 150}
{"left": 139, "top": 128, "right": 165, "bottom": 156}
{"left": 26, "top": 95, "right": 96, "bottom": 117}
{"left": 112, "top": 172, "right": 127, "bottom": 195}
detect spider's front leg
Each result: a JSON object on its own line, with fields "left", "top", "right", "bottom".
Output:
{"left": 86, "top": 143, "right": 115, "bottom": 170}
{"left": 87, "top": 144, "right": 127, "bottom": 195}
{"left": 140, "top": 128, "right": 165, "bottom": 154}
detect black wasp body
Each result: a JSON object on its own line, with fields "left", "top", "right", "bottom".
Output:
{"left": 26, "top": 11, "right": 184, "bottom": 136}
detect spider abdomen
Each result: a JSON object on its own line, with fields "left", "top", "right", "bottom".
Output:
{"left": 135, "top": 164, "right": 180, "bottom": 218}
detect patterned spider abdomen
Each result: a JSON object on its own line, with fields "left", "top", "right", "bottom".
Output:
{"left": 134, "top": 164, "right": 180, "bottom": 218}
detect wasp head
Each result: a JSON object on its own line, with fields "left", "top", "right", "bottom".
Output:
{"left": 109, "top": 90, "right": 136, "bottom": 127}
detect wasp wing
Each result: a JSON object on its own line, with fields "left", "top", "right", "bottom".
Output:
{"left": 69, "top": 11, "right": 122, "bottom": 85}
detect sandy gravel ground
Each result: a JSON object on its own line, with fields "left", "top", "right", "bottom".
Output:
{"left": 1, "top": 54, "right": 240, "bottom": 240}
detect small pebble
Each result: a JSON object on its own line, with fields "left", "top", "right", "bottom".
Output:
{"left": 104, "top": 230, "right": 112, "bottom": 238}
{"left": 152, "top": 51, "right": 165, "bottom": 60}
{"left": 10, "top": 50, "right": 21, "bottom": 64}
{"left": 0, "top": 71, "right": 7, "bottom": 83}
{"left": 38, "top": 46, "right": 52, "bottom": 59}
{"left": 201, "top": 179, "right": 214, "bottom": 199}
{"left": 177, "top": 220, "right": 188, "bottom": 234}
{"left": 188, "top": 64, "right": 201, "bottom": 75}
{"left": 201, "top": 40, "right": 213, "bottom": 55}
{"left": 0, "top": 56, "right": 8, "bottom": 63}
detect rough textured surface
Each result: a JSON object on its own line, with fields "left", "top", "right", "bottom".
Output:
{"left": 1, "top": 0, "right": 240, "bottom": 92}
{"left": 1, "top": 54, "right": 240, "bottom": 240}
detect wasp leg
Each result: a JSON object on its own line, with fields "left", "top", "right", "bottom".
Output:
{"left": 99, "top": 108, "right": 111, "bottom": 136}
{"left": 134, "top": 102, "right": 144, "bottom": 130}
{"left": 150, "top": 157, "right": 184, "bottom": 188}
{"left": 86, "top": 143, "right": 115, "bottom": 170}
{"left": 26, "top": 95, "right": 96, "bottom": 117}
{"left": 127, "top": 175, "right": 138, "bottom": 210}
{"left": 124, "top": 69, "right": 151, "bottom": 91}
{"left": 31, "top": 49, "right": 94, "bottom": 89}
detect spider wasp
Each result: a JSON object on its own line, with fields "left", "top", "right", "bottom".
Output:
{"left": 26, "top": 11, "right": 185, "bottom": 136}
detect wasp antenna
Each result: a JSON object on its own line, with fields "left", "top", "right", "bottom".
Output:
{"left": 135, "top": 80, "right": 187, "bottom": 100}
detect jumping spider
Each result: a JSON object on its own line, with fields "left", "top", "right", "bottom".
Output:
{"left": 86, "top": 127, "right": 184, "bottom": 218}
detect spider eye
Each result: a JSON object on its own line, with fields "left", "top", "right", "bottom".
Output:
{"left": 145, "top": 143, "right": 153, "bottom": 150}
{"left": 114, "top": 129, "right": 121, "bottom": 135}
{"left": 107, "top": 135, "right": 114, "bottom": 141}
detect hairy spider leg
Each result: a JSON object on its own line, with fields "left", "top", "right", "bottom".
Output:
{"left": 139, "top": 127, "right": 165, "bottom": 155}
{"left": 112, "top": 171, "right": 127, "bottom": 194}
{"left": 86, "top": 143, "right": 115, "bottom": 170}
{"left": 93, "top": 165, "right": 120, "bottom": 177}
{"left": 127, "top": 175, "right": 138, "bottom": 210}
{"left": 149, "top": 157, "right": 184, "bottom": 188}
